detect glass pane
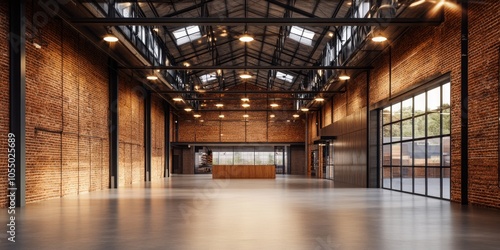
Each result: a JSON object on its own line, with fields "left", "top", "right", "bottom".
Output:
{"left": 402, "top": 119, "right": 413, "bottom": 140}
{"left": 401, "top": 142, "right": 412, "bottom": 166}
{"left": 414, "top": 140, "right": 426, "bottom": 166}
{"left": 402, "top": 99, "right": 413, "bottom": 119}
{"left": 290, "top": 26, "right": 303, "bottom": 35}
{"left": 442, "top": 136, "right": 451, "bottom": 167}
{"left": 382, "top": 145, "right": 391, "bottom": 166}
{"left": 186, "top": 25, "right": 200, "bottom": 35}
{"left": 414, "top": 115, "right": 425, "bottom": 138}
{"left": 392, "top": 103, "right": 401, "bottom": 121}
{"left": 427, "top": 112, "right": 441, "bottom": 137}
{"left": 442, "top": 168, "right": 451, "bottom": 199}
{"left": 414, "top": 167, "right": 426, "bottom": 195}
{"left": 216, "top": 148, "right": 234, "bottom": 165}
{"left": 392, "top": 167, "right": 401, "bottom": 190}
{"left": 383, "top": 167, "right": 391, "bottom": 188}
{"left": 302, "top": 29, "right": 315, "bottom": 39}
{"left": 442, "top": 82, "right": 451, "bottom": 108}
{"left": 391, "top": 143, "right": 401, "bottom": 166}
{"left": 442, "top": 108, "right": 451, "bottom": 135}
{"left": 414, "top": 93, "right": 426, "bottom": 115}
{"left": 234, "top": 148, "right": 254, "bottom": 165}
{"left": 427, "top": 138, "right": 441, "bottom": 167}
{"left": 382, "top": 107, "right": 391, "bottom": 124}
{"left": 172, "top": 28, "right": 187, "bottom": 38}
{"left": 402, "top": 167, "right": 413, "bottom": 192}
{"left": 383, "top": 125, "right": 391, "bottom": 143}
{"left": 427, "top": 86, "right": 441, "bottom": 112}
{"left": 392, "top": 122, "right": 401, "bottom": 142}
{"left": 427, "top": 168, "right": 441, "bottom": 197}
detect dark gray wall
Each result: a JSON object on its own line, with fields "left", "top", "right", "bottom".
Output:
{"left": 290, "top": 145, "right": 306, "bottom": 175}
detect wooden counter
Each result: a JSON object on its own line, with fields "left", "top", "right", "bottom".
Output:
{"left": 212, "top": 165, "right": 276, "bottom": 179}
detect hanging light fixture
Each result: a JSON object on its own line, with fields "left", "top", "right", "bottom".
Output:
{"left": 219, "top": 114, "right": 225, "bottom": 118}
{"left": 372, "top": 34, "right": 388, "bottom": 42}
{"left": 146, "top": 75, "right": 158, "bottom": 80}
{"left": 315, "top": 97, "right": 325, "bottom": 102}
{"left": 239, "top": 32, "right": 254, "bottom": 42}
{"left": 173, "top": 97, "right": 183, "bottom": 102}
{"left": 215, "top": 103, "right": 224, "bottom": 107}
{"left": 239, "top": 72, "right": 252, "bottom": 79}
{"left": 184, "top": 108, "right": 193, "bottom": 112}
{"left": 300, "top": 108, "right": 309, "bottom": 112}
{"left": 241, "top": 97, "right": 250, "bottom": 102}
{"left": 242, "top": 103, "right": 250, "bottom": 108}
{"left": 293, "top": 114, "right": 300, "bottom": 118}
{"left": 103, "top": 34, "right": 118, "bottom": 42}
{"left": 270, "top": 103, "right": 279, "bottom": 107}
{"left": 193, "top": 114, "right": 201, "bottom": 118}
{"left": 243, "top": 114, "right": 249, "bottom": 118}
{"left": 339, "top": 71, "right": 350, "bottom": 80}
{"left": 270, "top": 114, "right": 276, "bottom": 118}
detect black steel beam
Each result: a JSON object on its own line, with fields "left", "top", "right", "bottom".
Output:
{"left": 121, "top": 65, "right": 372, "bottom": 70}
{"left": 144, "top": 90, "right": 152, "bottom": 182}
{"left": 164, "top": 102, "right": 170, "bottom": 177}
{"left": 160, "top": 90, "right": 344, "bottom": 94}
{"left": 189, "top": 109, "right": 315, "bottom": 112}
{"left": 9, "top": 0, "right": 26, "bottom": 207}
{"left": 72, "top": 17, "right": 443, "bottom": 26}
{"left": 265, "top": 0, "right": 318, "bottom": 18}
{"left": 109, "top": 58, "right": 119, "bottom": 189}
{"left": 163, "top": 0, "right": 214, "bottom": 17}
{"left": 460, "top": 0, "right": 469, "bottom": 205}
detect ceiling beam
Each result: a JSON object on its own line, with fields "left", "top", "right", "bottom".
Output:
{"left": 72, "top": 17, "right": 443, "bottom": 26}
{"left": 159, "top": 90, "right": 344, "bottom": 94}
{"left": 121, "top": 65, "right": 371, "bottom": 70}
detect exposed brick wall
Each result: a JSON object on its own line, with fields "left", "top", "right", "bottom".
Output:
{"left": 151, "top": 95, "right": 165, "bottom": 181}
{"left": 323, "top": 99, "right": 333, "bottom": 127}
{"left": 0, "top": 1, "right": 10, "bottom": 208}
{"left": 177, "top": 84, "right": 305, "bottom": 143}
{"left": 467, "top": 0, "right": 500, "bottom": 208}
{"left": 118, "top": 75, "right": 145, "bottom": 186}
{"left": 23, "top": 14, "right": 110, "bottom": 204}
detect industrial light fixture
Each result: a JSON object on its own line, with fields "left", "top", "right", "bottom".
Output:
{"left": 243, "top": 114, "right": 249, "bottom": 118}
{"left": 242, "top": 103, "right": 250, "bottom": 108}
{"left": 239, "top": 71, "right": 252, "bottom": 79}
{"left": 270, "top": 114, "right": 276, "bottom": 118}
{"left": 300, "top": 108, "right": 309, "bottom": 112}
{"left": 146, "top": 75, "right": 158, "bottom": 80}
{"left": 152, "top": 27, "right": 159, "bottom": 32}
{"left": 183, "top": 62, "right": 191, "bottom": 67}
{"left": 339, "top": 71, "right": 350, "bottom": 80}
{"left": 193, "top": 114, "right": 201, "bottom": 118}
{"left": 241, "top": 97, "right": 250, "bottom": 102}
{"left": 372, "top": 34, "right": 388, "bottom": 42}
{"left": 293, "top": 114, "right": 300, "bottom": 118}
{"left": 219, "top": 114, "right": 225, "bottom": 118}
{"left": 270, "top": 103, "right": 279, "bottom": 107}
{"left": 103, "top": 34, "right": 118, "bottom": 42}
{"left": 173, "top": 97, "right": 183, "bottom": 102}
{"left": 315, "top": 97, "right": 325, "bottom": 102}
{"left": 215, "top": 103, "right": 224, "bottom": 107}
{"left": 184, "top": 108, "right": 193, "bottom": 112}
{"left": 239, "top": 32, "right": 254, "bottom": 42}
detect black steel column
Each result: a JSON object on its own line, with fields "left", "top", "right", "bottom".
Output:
{"left": 144, "top": 90, "right": 151, "bottom": 182}
{"left": 164, "top": 102, "right": 171, "bottom": 177}
{"left": 109, "top": 58, "right": 119, "bottom": 188}
{"left": 9, "top": 0, "right": 26, "bottom": 207}
{"left": 460, "top": 0, "right": 469, "bottom": 205}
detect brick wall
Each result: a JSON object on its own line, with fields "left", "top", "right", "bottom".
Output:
{"left": 118, "top": 74, "right": 145, "bottom": 186}
{"left": 151, "top": 95, "right": 165, "bottom": 180}
{"left": 468, "top": 0, "right": 500, "bottom": 208}
{"left": 0, "top": 1, "right": 10, "bottom": 208}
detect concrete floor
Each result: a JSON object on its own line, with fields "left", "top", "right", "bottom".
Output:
{"left": 2, "top": 175, "right": 500, "bottom": 250}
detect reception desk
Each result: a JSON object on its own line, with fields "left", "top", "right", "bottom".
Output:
{"left": 212, "top": 165, "right": 276, "bottom": 179}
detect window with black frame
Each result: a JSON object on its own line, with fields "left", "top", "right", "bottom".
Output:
{"left": 381, "top": 82, "right": 451, "bottom": 199}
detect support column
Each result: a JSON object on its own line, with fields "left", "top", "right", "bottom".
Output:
{"left": 164, "top": 102, "right": 171, "bottom": 177}
{"left": 460, "top": 0, "right": 469, "bottom": 205}
{"left": 109, "top": 58, "right": 119, "bottom": 188}
{"left": 9, "top": 0, "right": 26, "bottom": 207}
{"left": 145, "top": 90, "right": 151, "bottom": 182}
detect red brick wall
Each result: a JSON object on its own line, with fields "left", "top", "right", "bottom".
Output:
{"left": 23, "top": 15, "right": 110, "bottom": 204}
{"left": 0, "top": 1, "right": 10, "bottom": 208}
{"left": 118, "top": 75, "right": 145, "bottom": 186}
{"left": 151, "top": 95, "right": 165, "bottom": 180}
{"left": 468, "top": 0, "right": 500, "bottom": 208}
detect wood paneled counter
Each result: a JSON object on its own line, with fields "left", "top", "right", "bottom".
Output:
{"left": 212, "top": 165, "right": 276, "bottom": 179}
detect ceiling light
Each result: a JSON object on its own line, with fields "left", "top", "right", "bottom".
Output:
{"left": 33, "top": 42, "right": 42, "bottom": 49}
{"left": 315, "top": 97, "right": 325, "bottom": 102}
{"left": 241, "top": 97, "right": 250, "bottom": 102}
{"left": 339, "top": 72, "right": 350, "bottom": 80}
{"left": 193, "top": 114, "right": 201, "bottom": 118}
{"left": 103, "top": 35, "right": 118, "bottom": 42}
{"left": 239, "top": 72, "right": 252, "bottom": 79}
{"left": 243, "top": 114, "right": 249, "bottom": 118}
{"left": 242, "top": 103, "right": 250, "bottom": 108}
{"left": 153, "top": 27, "right": 159, "bottom": 32}
{"left": 173, "top": 97, "right": 183, "bottom": 102}
{"left": 215, "top": 103, "right": 224, "bottom": 107}
{"left": 239, "top": 33, "right": 254, "bottom": 42}
{"left": 184, "top": 108, "right": 193, "bottom": 112}
{"left": 219, "top": 114, "right": 225, "bottom": 118}
{"left": 183, "top": 62, "right": 190, "bottom": 67}
{"left": 372, "top": 35, "right": 388, "bottom": 42}
{"left": 328, "top": 32, "right": 334, "bottom": 37}
{"left": 146, "top": 75, "right": 158, "bottom": 80}
{"left": 270, "top": 114, "right": 276, "bottom": 118}
{"left": 270, "top": 103, "right": 279, "bottom": 107}
{"left": 301, "top": 108, "right": 309, "bottom": 112}
{"left": 293, "top": 114, "right": 300, "bottom": 118}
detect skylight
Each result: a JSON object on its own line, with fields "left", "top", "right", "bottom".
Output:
{"left": 289, "top": 26, "right": 314, "bottom": 46}
{"left": 276, "top": 71, "right": 294, "bottom": 83}
{"left": 199, "top": 72, "right": 217, "bottom": 83}
{"left": 173, "top": 26, "right": 201, "bottom": 45}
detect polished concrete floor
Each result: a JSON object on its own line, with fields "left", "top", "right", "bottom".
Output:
{"left": 2, "top": 175, "right": 500, "bottom": 250}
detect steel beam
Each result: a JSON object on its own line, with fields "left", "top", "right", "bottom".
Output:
{"left": 120, "top": 65, "right": 372, "bottom": 70}
{"left": 164, "top": 102, "right": 170, "bottom": 177}
{"left": 72, "top": 17, "right": 443, "bottom": 26}
{"left": 109, "top": 58, "right": 119, "bottom": 189}
{"left": 160, "top": 90, "right": 344, "bottom": 94}
{"left": 9, "top": 0, "right": 26, "bottom": 207}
